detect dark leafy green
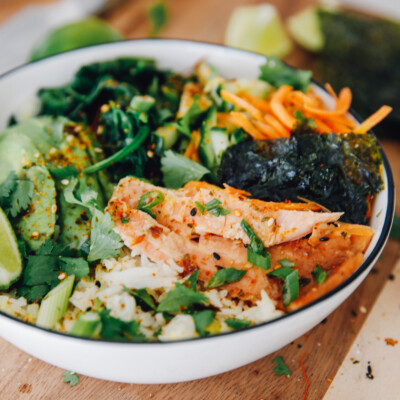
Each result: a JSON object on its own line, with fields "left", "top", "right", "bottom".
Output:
{"left": 185, "top": 270, "right": 199, "bottom": 291}
{"left": 218, "top": 133, "right": 383, "bottom": 224}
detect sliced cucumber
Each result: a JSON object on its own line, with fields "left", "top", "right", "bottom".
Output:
{"left": 70, "top": 312, "right": 102, "bottom": 337}
{"left": 210, "top": 128, "right": 230, "bottom": 164}
{"left": 154, "top": 123, "right": 180, "bottom": 150}
{"left": 36, "top": 275, "right": 75, "bottom": 329}
{"left": 198, "top": 107, "right": 218, "bottom": 171}
{"left": 222, "top": 79, "right": 271, "bottom": 98}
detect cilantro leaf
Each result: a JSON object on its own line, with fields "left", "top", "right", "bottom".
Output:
{"left": 259, "top": 56, "right": 311, "bottom": 92}
{"left": 273, "top": 356, "right": 292, "bottom": 378}
{"left": 0, "top": 171, "right": 17, "bottom": 201}
{"left": 161, "top": 150, "right": 210, "bottom": 189}
{"left": 22, "top": 255, "right": 59, "bottom": 287}
{"left": 313, "top": 265, "right": 328, "bottom": 285}
{"left": 63, "top": 371, "right": 79, "bottom": 387}
{"left": 268, "top": 267, "right": 299, "bottom": 306}
{"left": 225, "top": 318, "right": 251, "bottom": 330}
{"left": 98, "top": 308, "right": 146, "bottom": 341}
{"left": 185, "top": 270, "right": 199, "bottom": 291}
{"left": 88, "top": 209, "right": 124, "bottom": 261}
{"left": 17, "top": 284, "right": 50, "bottom": 303}
{"left": 192, "top": 310, "right": 215, "bottom": 336}
{"left": 59, "top": 257, "right": 90, "bottom": 280}
{"left": 157, "top": 282, "right": 208, "bottom": 313}
{"left": 207, "top": 268, "right": 247, "bottom": 289}
{"left": 122, "top": 285, "right": 157, "bottom": 312}
{"left": 148, "top": 0, "right": 168, "bottom": 37}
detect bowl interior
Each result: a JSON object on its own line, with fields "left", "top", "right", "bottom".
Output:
{"left": 0, "top": 39, "right": 394, "bottom": 338}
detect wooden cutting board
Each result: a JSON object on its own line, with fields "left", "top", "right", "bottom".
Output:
{"left": 1, "top": 1, "right": 400, "bottom": 399}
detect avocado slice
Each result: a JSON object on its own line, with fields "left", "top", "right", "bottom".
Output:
{"left": 17, "top": 166, "right": 56, "bottom": 251}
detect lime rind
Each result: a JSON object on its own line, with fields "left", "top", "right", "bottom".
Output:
{"left": 287, "top": 6, "right": 325, "bottom": 52}
{"left": 225, "top": 4, "right": 293, "bottom": 58}
{"left": 0, "top": 207, "right": 22, "bottom": 290}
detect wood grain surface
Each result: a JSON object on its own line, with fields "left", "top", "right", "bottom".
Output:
{"left": 0, "top": 0, "right": 399, "bottom": 399}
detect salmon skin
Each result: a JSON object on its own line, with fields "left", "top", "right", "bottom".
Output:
{"left": 107, "top": 178, "right": 374, "bottom": 305}
{"left": 109, "top": 177, "right": 343, "bottom": 247}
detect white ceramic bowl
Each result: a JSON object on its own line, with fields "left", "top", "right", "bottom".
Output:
{"left": 0, "top": 39, "right": 394, "bottom": 384}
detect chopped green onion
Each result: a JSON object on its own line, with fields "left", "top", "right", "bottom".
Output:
{"left": 195, "top": 201, "right": 205, "bottom": 214}
{"left": 240, "top": 219, "right": 264, "bottom": 254}
{"left": 204, "top": 198, "right": 231, "bottom": 217}
{"left": 247, "top": 247, "right": 271, "bottom": 270}
{"left": 36, "top": 275, "right": 75, "bottom": 329}
{"left": 84, "top": 126, "right": 149, "bottom": 174}
{"left": 268, "top": 267, "right": 299, "bottom": 306}
{"left": 225, "top": 318, "right": 251, "bottom": 330}
{"left": 278, "top": 258, "right": 296, "bottom": 268}
{"left": 313, "top": 265, "right": 328, "bottom": 285}
{"left": 70, "top": 312, "right": 102, "bottom": 337}
{"left": 207, "top": 267, "right": 247, "bottom": 289}
{"left": 137, "top": 190, "right": 164, "bottom": 218}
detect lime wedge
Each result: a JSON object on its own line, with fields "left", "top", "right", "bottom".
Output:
{"left": 225, "top": 4, "right": 292, "bottom": 58}
{"left": 0, "top": 207, "right": 22, "bottom": 290}
{"left": 30, "top": 17, "right": 123, "bottom": 62}
{"left": 287, "top": 6, "right": 324, "bottom": 52}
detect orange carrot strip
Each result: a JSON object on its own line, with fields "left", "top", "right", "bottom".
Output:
{"left": 270, "top": 85, "right": 296, "bottom": 129}
{"left": 289, "top": 90, "right": 320, "bottom": 108}
{"left": 229, "top": 112, "right": 265, "bottom": 140}
{"left": 324, "top": 83, "right": 338, "bottom": 100}
{"left": 288, "top": 253, "right": 364, "bottom": 311}
{"left": 264, "top": 114, "right": 291, "bottom": 137}
{"left": 313, "top": 118, "right": 332, "bottom": 133}
{"left": 183, "top": 130, "right": 201, "bottom": 161}
{"left": 303, "top": 87, "right": 352, "bottom": 117}
{"left": 220, "top": 90, "right": 264, "bottom": 121}
{"left": 240, "top": 92, "right": 271, "bottom": 113}
{"left": 253, "top": 120, "right": 281, "bottom": 139}
{"left": 353, "top": 105, "right": 393, "bottom": 134}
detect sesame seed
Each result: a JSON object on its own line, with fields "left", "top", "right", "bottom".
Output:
{"left": 58, "top": 272, "right": 66, "bottom": 280}
{"left": 61, "top": 179, "right": 69, "bottom": 185}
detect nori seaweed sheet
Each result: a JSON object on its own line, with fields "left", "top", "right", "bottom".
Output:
{"left": 318, "top": 9, "right": 400, "bottom": 138}
{"left": 217, "top": 133, "right": 383, "bottom": 225}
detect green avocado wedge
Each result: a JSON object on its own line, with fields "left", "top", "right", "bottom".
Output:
{"left": 17, "top": 166, "right": 57, "bottom": 251}
{"left": 0, "top": 207, "right": 22, "bottom": 290}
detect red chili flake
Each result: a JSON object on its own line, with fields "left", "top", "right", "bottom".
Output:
{"left": 300, "top": 356, "right": 309, "bottom": 400}
{"left": 385, "top": 338, "right": 398, "bottom": 346}
{"left": 320, "top": 164, "right": 324, "bottom": 167}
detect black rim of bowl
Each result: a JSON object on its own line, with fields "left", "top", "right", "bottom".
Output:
{"left": 0, "top": 38, "right": 395, "bottom": 345}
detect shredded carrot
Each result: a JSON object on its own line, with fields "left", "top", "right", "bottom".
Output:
{"left": 239, "top": 92, "right": 271, "bottom": 113}
{"left": 229, "top": 112, "right": 265, "bottom": 140}
{"left": 220, "top": 90, "right": 264, "bottom": 121}
{"left": 303, "top": 87, "right": 352, "bottom": 117}
{"left": 183, "top": 130, "right": 201, "bottom": 161}
{"left": 253, "top": 120, "right": 281, "bottom": 139}
{"left": 300, "top": 356, "right": 309, "bottom": 400}
{"left": 324, "top": 83, "right": 338, "bottom": 100}
{"left": 312, "top": 118, "right": 332, "bottom": 134}
{"left": 353, "top": 105, "right": 393, "bottom": 134}
{"left": 264, "top": 114, "right": 291, "bottom": 137}
{"left": 270, "top": 85, "right": 296, "bottom": 129}
{"left": 289, "top": 91, "right": 320, "bottom": 108}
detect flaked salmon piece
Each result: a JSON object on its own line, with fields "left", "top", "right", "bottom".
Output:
{"left": 110, "top": 177, "right": 343, "bottom": 247}
{"left": 269, "top": 222, "right": 374, "bottom": 278}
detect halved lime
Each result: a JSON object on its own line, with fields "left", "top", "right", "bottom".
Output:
{"left": 0, "top": 207, "right": 22, "bottom": 290}
{"left": 287, "top": 6, "right": 324, "bottom": 52}
{"left": 225, "top": 4, "right": 292, "bottom": 58}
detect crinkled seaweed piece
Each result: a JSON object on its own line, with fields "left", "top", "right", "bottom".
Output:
{"left": 318, "top": 9, "right": 400, "bottom": 137}
{"left": 217, "top": 133, "right": 383, "bottom": 225}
